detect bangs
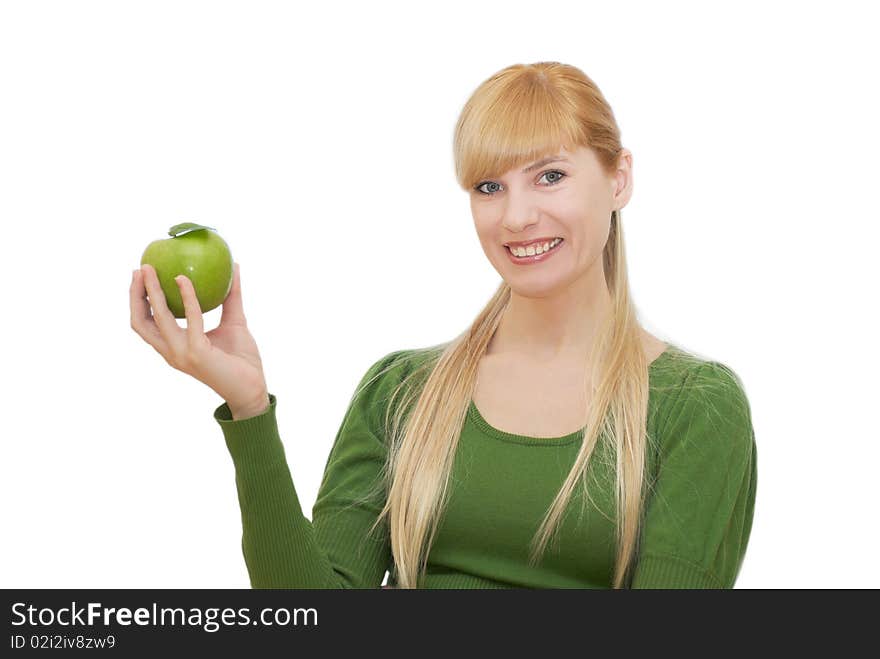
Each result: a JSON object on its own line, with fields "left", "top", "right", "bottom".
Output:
{"left": 454, "top": 76, "right": 587, "bottom": 190}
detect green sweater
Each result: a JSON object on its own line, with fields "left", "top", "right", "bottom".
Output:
{"left": 213, "top": 344, "right": 757, "bottom": 589}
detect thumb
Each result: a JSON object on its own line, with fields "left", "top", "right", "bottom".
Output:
{"left": 220, "top": 262, "right": 247, "bottom": 325}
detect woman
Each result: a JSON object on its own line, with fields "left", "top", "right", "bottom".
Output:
{"left": 130, "top": 61, "right": 757, "bottom": 589}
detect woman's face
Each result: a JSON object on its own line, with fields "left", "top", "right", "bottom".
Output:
{"left": 470, "top": 144, "right": 632, "bottom": 296}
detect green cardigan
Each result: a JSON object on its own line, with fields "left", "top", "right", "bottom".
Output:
{"left": 214, "top": 344, "right": 757, "bottom": 588}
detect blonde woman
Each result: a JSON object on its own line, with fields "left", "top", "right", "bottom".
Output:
{"left": 130, "top": 61, "right": 757, "bottom": 589}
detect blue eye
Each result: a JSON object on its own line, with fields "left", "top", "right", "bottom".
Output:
{"left": 474, "top": 169, "right": 567, "bottom": 196}
{"left": 541, "top": 170, "right": 565, "bottom": 185}
{"left": 475, "top": 181, "right": 502, "bottom": 195}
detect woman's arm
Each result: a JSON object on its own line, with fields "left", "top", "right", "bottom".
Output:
{"left": 215, "top": 351, "right": 407, "bottom": 588}
{"left": 629, "top": 361, "right": 758, "bottom": 588}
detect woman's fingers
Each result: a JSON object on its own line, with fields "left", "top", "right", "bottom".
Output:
{"left": 138, "top": 263, "right": 187, "bottom": 365}
{"left": 130, "top": 267, "right": 168, "bottom": 352}
{"left": 174, "top": 274, "right": 206, "bottom": 348}
{"left": 220, "top": 262, "right": 246, "bottom": 327}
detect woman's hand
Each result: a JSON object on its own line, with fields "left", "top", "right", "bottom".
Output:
{"left": 130, "top": 262, "right": 270, "bottom": 419}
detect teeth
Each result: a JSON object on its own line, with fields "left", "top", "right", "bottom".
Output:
{"left": 509, "top": 237, "right": 562, "bottom": 257}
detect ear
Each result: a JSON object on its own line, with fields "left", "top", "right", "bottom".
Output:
{"left": 612, "top": 148, "right": 634, "bottom": 211}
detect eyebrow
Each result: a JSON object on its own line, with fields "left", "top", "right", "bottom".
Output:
{"left": 521, "top": 155, "right": 570, "bottom": 173}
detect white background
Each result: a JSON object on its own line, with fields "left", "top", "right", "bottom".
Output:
{"left": 1, "top": 0, "right": 877, "bottom": 589}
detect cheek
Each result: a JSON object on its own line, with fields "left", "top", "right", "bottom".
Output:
{"left": 559, "top": 199, "right": 608, "bottom": 238}
{"left": 584, "top": 217, "right": 609, "bottom": 241}
{"left": 480, "top": 233, "right": 505, "bottom": 258}
{"left": 472, "top": 215, "right": 496, "bottom": 246}
{"left": 578, "top": 219, "right": 613, "bottom": 261}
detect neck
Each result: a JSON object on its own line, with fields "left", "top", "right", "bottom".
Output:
{"left": 488, "top": 260, "right": 613, "bottom": 361}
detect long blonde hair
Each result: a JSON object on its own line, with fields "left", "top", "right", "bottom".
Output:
{"left": 359, "top": 62, "right": 690, "bottom": 588}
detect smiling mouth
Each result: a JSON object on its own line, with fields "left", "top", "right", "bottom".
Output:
{"left": 505, "top": 238, "right": 565, "bottom": 258}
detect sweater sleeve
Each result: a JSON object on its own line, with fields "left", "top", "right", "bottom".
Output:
{"left": 629, "top": 361, "right": 758, "bottom": 589}
{"left": 214, "top": 350, "right": 406, "bottom": 588}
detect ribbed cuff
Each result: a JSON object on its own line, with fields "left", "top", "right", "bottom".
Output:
{"left": 214, "top": 393, "right": 283, "bottom": 467}
{"left": 629, "top": 553, "right": 724, "bottom": 589}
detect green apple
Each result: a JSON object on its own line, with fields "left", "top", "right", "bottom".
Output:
{"left": 140, "top": 222, "right": 233, "bottom": 319}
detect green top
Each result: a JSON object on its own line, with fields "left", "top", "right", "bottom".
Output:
{"left": 213, "top": 344, "right": 757, "bottom": 588}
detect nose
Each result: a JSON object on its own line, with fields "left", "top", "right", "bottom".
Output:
{"left": 500, "top": 187, "right": 540, "bottom": 234}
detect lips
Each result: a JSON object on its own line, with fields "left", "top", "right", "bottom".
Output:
{"left": 504, "top": 238, "right": 565, "bottom": 263}
{"left": 504, "top": 236, "right": 562, "bottom": 249}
